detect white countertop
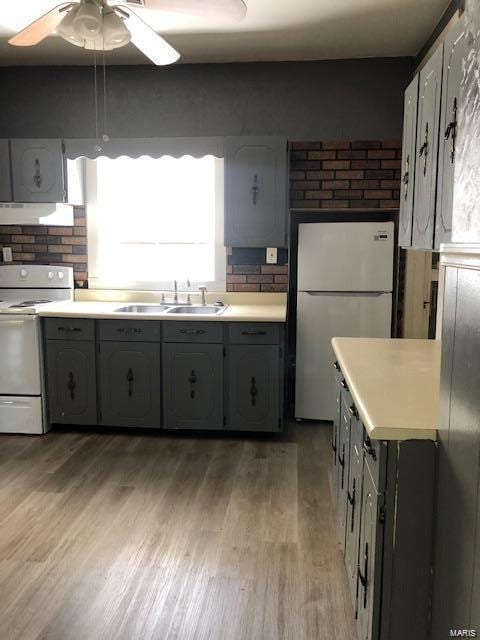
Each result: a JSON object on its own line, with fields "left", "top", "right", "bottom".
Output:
{"left": 332, "top": 337, "right": 441, "bottom": 441}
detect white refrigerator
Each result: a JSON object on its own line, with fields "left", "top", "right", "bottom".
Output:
{"left": 295, "top": 221, "right": 394, "bottom": 421}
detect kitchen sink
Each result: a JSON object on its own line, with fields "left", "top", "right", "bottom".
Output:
{"left": 166, "top": 305, "right": 227, "bottom": 315}
{"left": 114, "top": 304, "right": 169, "bottom": 314}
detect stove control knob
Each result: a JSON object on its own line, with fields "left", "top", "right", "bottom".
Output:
{"left": 48, "top": 271, "right": 54, "bottom": 280}
{"left": 20, "top": 268, "right": 28, "bottom": 278}
{"left": 58, "top": 271, "right": 65, "bottom": 280}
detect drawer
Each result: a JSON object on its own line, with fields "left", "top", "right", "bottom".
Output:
{"left": 162, "top": 321, "right": 224, "bottom": 343}
{"left": 228, "top": 323, "right": 281, "bottom": 344}
{"left": 98, "top": 320, "right": 161, "bottom": 342}
{"left": 44, "top": 318, "right": 94, "bottom": 341}
{"left": 362, "top": 428, "right": 387, "bottom": 492}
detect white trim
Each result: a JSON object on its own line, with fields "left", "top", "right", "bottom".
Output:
{"left": 440, "top": 243, "right": 480, "bottom": 270}
{"left": 65, "top": 137, "right": 224, "bottom": 160}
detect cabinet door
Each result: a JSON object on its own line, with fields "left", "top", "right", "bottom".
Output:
{"left": 345, "top": 413, "right": 365, "bottom": 615}
{"left": 399, "top": 76, "right": 419, "bottom": 247}
{"left": 162, "top": 343, "right": 223, "bottom": 430}
{"left": 412, "top": 46, "right": 444, "bottom": 249}
{"left": 332, "top": 364, "right": 343, "bottom": 502}
{"left": 11, "top": 139, "right": 65, "bottom": 203}
{"left": 46, "top": 340, "right": 97, "bottom": 425}
{"left": 227, "top": 344, "right": 281, "bottom": 432}
{"left": 337, "top": 396, "right": 352, "bottom": 551}
{"left": 0, "top": 139, "right": 12, "bottom": 201}
{"left": 225, "top": 137, "right": 287, "bottom": 248}
{"left": 356, "top": 466, "right": 384, "bottom": 640}
{"left": 99, "top": 341, "right": 160, "bottom": 428}
{"left": 435, "top": 19, "right": 466, "bottom": 249}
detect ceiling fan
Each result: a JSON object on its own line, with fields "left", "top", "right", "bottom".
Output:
{"left": 8, "top": 0, "right": 248, "bottom": 65}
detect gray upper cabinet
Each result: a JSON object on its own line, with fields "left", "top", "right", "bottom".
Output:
{"left": 435, "top": 18, "right": 466, "bottom": 249}
{"left": 99, "top": 341, "right": 161, "bottom": 428}
{"left": 0, "top": 140, "right": 12, "bottom": 201}
{"left": 46, "top": 339, "right": 97, "bottom": 425}
{"left": 224, "top": 136, "right": 288, "bottom": 248}
{"left": 412, "top": 45, "right": 444, "bottom": 249}
{"left": 11, "top": 139, "right": 65, "bottom": 203}
{"left": 163, "top": 342, "right": 224, "bottom": 430}
{"left": 398, "top": 76, "right": 419, "bottom": 248}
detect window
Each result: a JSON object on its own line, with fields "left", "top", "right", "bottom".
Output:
{"left": 86, "top": 155, "right": 225, "bottom": 291}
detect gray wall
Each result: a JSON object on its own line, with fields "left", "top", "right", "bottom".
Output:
{"left": 452, "top": 0, "right": 480, "bottom": 242}
{"left": 0, "top": 58, "right": 413, "bottom": 140}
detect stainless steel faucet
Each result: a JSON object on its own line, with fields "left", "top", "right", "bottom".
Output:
{"left": 198, "top": 285, "right": 207, "bottom": 306}
{"left": 173, "top": 279, "right": 178, "bottom": 304}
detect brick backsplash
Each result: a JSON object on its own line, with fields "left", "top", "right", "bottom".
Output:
{"left": 0, "top": 140, "right": 401, "bottom": 292}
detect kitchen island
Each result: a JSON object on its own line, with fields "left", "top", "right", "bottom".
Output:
{"left": 330, "top": 337, "right": 440, "bottom": 640}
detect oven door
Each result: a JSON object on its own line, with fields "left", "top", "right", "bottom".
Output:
{"left": 0, "top": 315, "right": 41, "bottom": 395}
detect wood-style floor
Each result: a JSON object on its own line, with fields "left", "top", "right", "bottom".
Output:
{"left": 0, "top": 422, "right": 356, "bottom": 640}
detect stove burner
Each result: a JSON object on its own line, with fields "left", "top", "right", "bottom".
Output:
{"left": 9, "top": 299, "right": 52, "bottom": 308}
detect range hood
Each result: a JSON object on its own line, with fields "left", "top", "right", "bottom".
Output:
{"left": 0, "top": 203, "right": 74, "bottom": 226}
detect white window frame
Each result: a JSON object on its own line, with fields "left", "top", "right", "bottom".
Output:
{"left": 85, "top": 156, "right": 226, "bottom": 292}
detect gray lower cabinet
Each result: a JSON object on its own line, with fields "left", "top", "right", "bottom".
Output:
{"left": 224, "top": 136, "right": 288, "bottom": 248}
{"left": 333, "top": 364, "right": 436, "bottom": 640}
{"left": 227, "top": 344, "right": 281, "bottom": 432}
{"left": 163, "top": 343, "right": 223, "bottom": 430}
{"left": 10, "top": 139, "right": 65, "bottom": 203}
{"left": 99, "top": 341, "right": 161, "bottom": 428}
{"left": 332, "top": 362, "right": 343, "bottom": 502}
{"left": 46, "top": 339, "right": 97, "bottom": 425}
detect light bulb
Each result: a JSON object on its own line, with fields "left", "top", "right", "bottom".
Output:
{"left": 102, "top": 7, "right": 131, "bottom": 50}
{"left": 57, "top": 5, "right": 84, "bottom": 47}
{"left": 73, "top": 0, "right": 102, "bottom": 40}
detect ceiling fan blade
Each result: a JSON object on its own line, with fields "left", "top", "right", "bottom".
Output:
{"left": 8, "top": 3, "right": 77, "bottom": 46}
{"left": 127, "top": 0, "right": 247, "bottom": 22}
{"left": 116, "top": 6, "right": 180, "bottom": 65}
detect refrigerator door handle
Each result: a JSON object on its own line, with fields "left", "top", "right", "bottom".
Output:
{"left": 303, "top": 291, "right": 389, "bottom": 297}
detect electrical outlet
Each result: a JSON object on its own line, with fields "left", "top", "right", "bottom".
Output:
{"left": 266, "top": 248, "right": 278, "bottom": 264}
{"left": 2, "top": 247, "right": 12, "bottom": 263}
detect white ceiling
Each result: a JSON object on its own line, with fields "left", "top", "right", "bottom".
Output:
{"left": 0, "top": 0, "right": 452, "bottom": 65}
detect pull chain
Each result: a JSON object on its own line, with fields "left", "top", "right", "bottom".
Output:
{"left": 93, "top": 46, "right": 99, "bottom": 140}
{"left": 102, "top": 50, "right": 109, "bottom": 142}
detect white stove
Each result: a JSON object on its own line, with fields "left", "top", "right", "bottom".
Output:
{"left": 0, "top": 265, "right": 74, "bottom": 434}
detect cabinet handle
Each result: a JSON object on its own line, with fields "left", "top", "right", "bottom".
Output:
{"left": 180, "top": 329, "right": 205, "bottom": 336}
{"left": 444, "top": 97, "right": 458, "bottom": 163}
{"left": 348, "top": 404, "right": 358, "bottom": 419}
{"left": 403, "top": 154, "right": 409, "bottom": 200}
{"left": 188, "top": 369, "right": 197, "bottom": 400}
{"left": 33, "top": 158, "right": 42, "bottom": 189}
{"left": 333, "top": 361, "right": 340, "bottom": 371}
{"left": 357, "top": 542, "right": 369, "bottom": 609}
{"left": 67, "top": 371, "right": 75, "bottom": 401}
{"left": 348, "top": 478, "right": 356, "bottom": 532}
{"left": 340, "top": 379, "right": 348, "bottom": 390}
{"left": 58, "top": 326, "right": 81, "bottom": 333}
{"left": 117, "top": 327, "right": 141, "bottom": 335}
{"left": 241, "top": 330, "right": 267, "bottom": 337}
{"left": 252, "top": 174, "right": 259, "bottom": 205}
{"left": 419, "top": 123, "right": 429, "bottom": 176}
{"left": 363, "top": 436, "right": 377, "bottom": 461}
{"left": 338, "top": 444, "right": 345, "bottom": 488}
{"left": 127, "top": 368, "right": 134, "bottom": 397}
{"left": 331, "top": 439, "right": 337, "bottom": 454}
{"left": 249, "top": 376, "right": 258, "bottom": 407}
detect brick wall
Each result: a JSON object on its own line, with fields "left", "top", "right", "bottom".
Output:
{"left": 0, "top": 207, "right": 88, "bottom": 286}
{"left": 0, "top": 140, "right": 401, "bottom": 292}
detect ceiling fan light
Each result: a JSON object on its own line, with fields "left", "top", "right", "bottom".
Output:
{"left": 73, "top": 0, "right": 102, "bottom": 40}
{"left": 57, "top": 6, "right": 84, "bottom": 47}
{"left": 102, "top": 8, "right": 131, "bottom": 49}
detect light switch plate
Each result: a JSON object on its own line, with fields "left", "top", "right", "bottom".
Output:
{"left": 266, "top": 248, "right": 278, "bottom": 264}
{"left": 2, "top": 247, "right": 12, "bottom": 263}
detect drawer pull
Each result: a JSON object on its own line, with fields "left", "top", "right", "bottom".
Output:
{"left": 363, "top": 436, "right": 377, "bottom": 461}
{"left": 241, "top": 330, "right": 267, "bottom": 336}
{"left": 348, "top": 478, "right": 356, "bottom": 532}
{"left": 357, "top": 542, "right": 369, "bottom": 609}
{"left": 333, "top": 361, "right": 340, "bottom": 371}
{"left": 59, "top": 326, "right": 81, "bottom": 333}
{"left": 180, "top": 329, "right": 205, "bottom": 336}
{"left": 348, "top": 404, "right": 358, "bottom": 419}
{"left": 340, "top": 379, "right": 348, "bottom": 390}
